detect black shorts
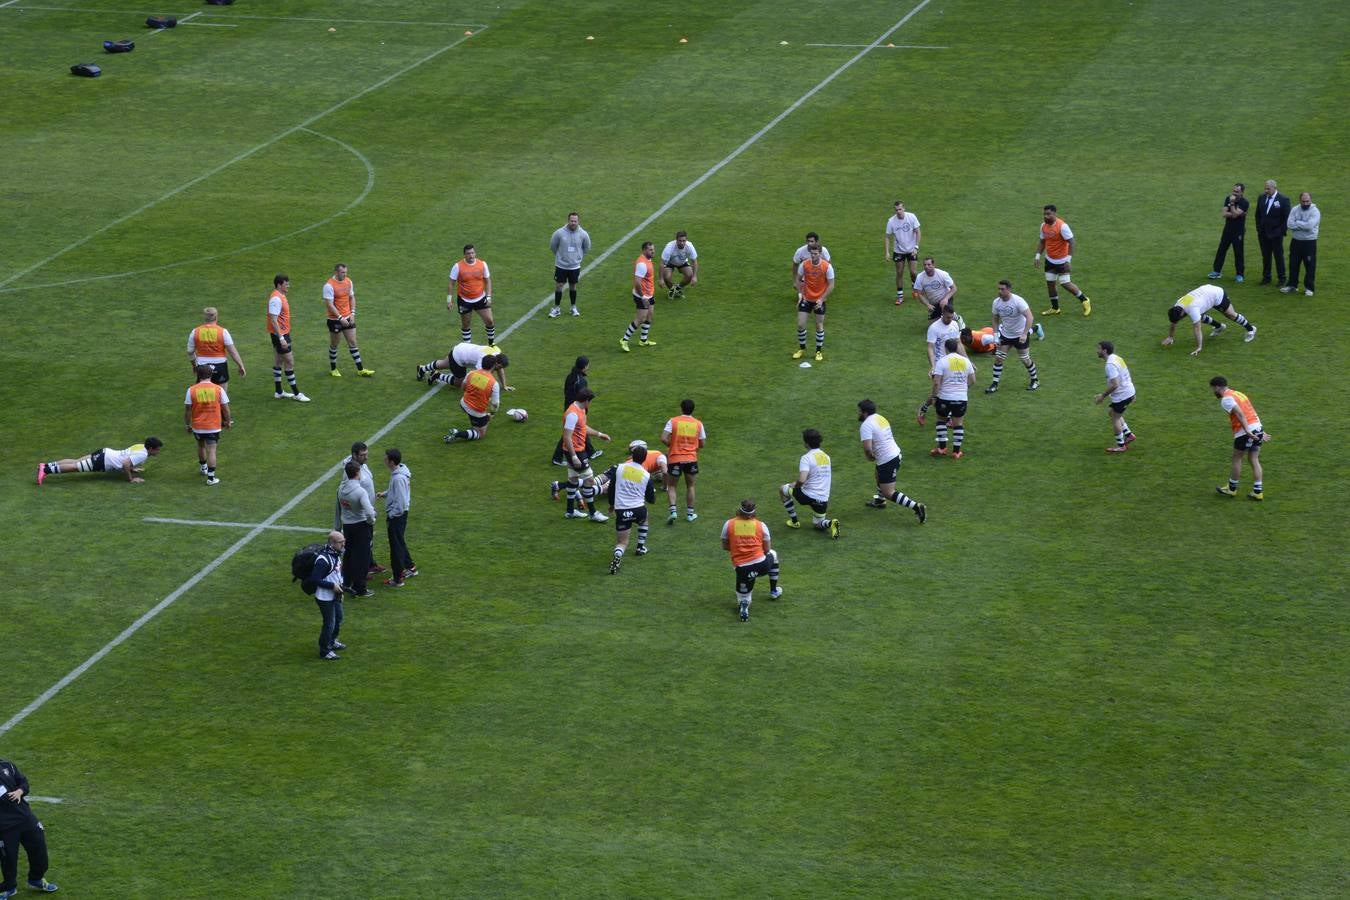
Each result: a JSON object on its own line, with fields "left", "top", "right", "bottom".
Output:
{"left": 1044, "top": 260, "right": 1070, "bottom": 275}
{"left": 446, "top": 358, "right": 469, "bottom": 381}
{"left": 734, "top": 556, "right": 773, "bottom": 594}
{"left": 791, "top": 483, "right": 828, "bottom": 515}
{"left": 270, "top": 332, "right": 292, "bottom": 354}
{"left": 935, "top": 398, "right": 968, "bottom": 419}
{"left": 554, "top": 266, "right": 580, "bottom": 285}
{"left": 466, "top": 411, "right": 490, "bottom": 429}
{"left": 663, "top": 261, "right": 692, "bottom": 273}
{"left": 998, "top": 333, "right": 1030, "bottom": 351}
{"left": 668, "top": 460, "right": 699, "bottom": 478}
{"left": 926, "top": 302, "right": 951, "bottom": 321}
{"left": 88, "top": 449, "right": 107, "bottom": 472}
{"left": 892, "top": 250, "right": 918, "bottom": 262}
{"left": 457, "top": 296, "right": 490, "bottom": 315}
{"left": 615, "top": 506, "right": 648, "bottom": 532}
{"left": 1109, "top": 395, "right": 1135, "bottom": 414}
{"left": 632, "top": 293, "right": 654, "bottom": 310}
{"left": 193, "top": 431, "right": 221, "bottom": 445}
{"left": 797, "top": 299, "right": 826, "bottom": 315}
{"left": 1234, "top": 431, "right": 1263, "bottom": 452}
{"left": 1214, "top": 295, "right": 1232, "bottom": 312}
{"left": 874, "top": 455, "right": 900, "bottom": 484}
{"left": 326, "top": 317, "right": 353, "bottom": 334}
{"left": 204, "top": 361, "right": 229, "bottom": 385}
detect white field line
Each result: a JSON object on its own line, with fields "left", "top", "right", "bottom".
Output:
{"left": 806, "top": 43, "right": 947, "bottom": 49}
{"left": 0, "top": 1, "right": 931, "bottom": 739}
{"left": 3, "top": 6, "right": 485, "bottom": 27}
{"left": 27, "top": 796, "right": 63, "bottom": 803}
{"left": 145, "top": 517, "right": 329, "bottom": 534}
{"left": 182, "top": 22, "right": 237, "bottom": 28}
{"left": 0, "top": 127, "right": 376, "bottom": 294}
{"left": 0, "top": 27, "right": 481, "bottom": 291}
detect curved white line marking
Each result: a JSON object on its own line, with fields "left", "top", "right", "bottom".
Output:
{"left": 0, "top": 128, "right": 374, "bottom": 293}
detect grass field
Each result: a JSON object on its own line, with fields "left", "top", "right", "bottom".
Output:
{"left": 3, "top": 0, "right": 1348, "bottom": 896}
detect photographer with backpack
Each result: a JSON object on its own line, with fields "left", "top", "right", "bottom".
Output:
{"left": 306, "top": 531, "right": 347, "bottom": 661}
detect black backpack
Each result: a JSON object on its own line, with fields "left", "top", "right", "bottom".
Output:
{"left": 291, "top": 543, "right": 326, "bottom": 595}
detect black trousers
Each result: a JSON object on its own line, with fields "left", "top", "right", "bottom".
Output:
{"left": 1257, "top": 233, "right": 1286, "bottom": 283}
{"left": 1288, "top": 239, "right": 1316, "bottom": 291}
{"left": 1213, "top": 230, "right": 1245, "bottom": 275}
{"left": 386, "top": 513, "right": 415, "bottom": 580}
{"left": 341, "top": 521, "right": 373, "bottom": 591}
{"left": 1, "top": 819, "right": 50, "bottom": 891}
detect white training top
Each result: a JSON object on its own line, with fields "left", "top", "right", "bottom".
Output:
{"left": 661, "top": 240, "right": 697, "bottom": 267}
{"left": 993, "top": 293, "right": 1032, "bottom": 338}
{"left": 186, "top": 326, "right": 235, "bottom": 364}
{"left": 451, "top": 341, "right": 495, "bottom": 368}
{"left": 926, "top": 317, "right": 963, "bottom": 361}
{"left": 798, "top": 448, "right": 832, "bottom": 502}
{"left": 933, "top": 354, "right": 976, "bottom": 402}
{"left": 612, "top": 460, "right": 651, "bottom": 509}
{"left": 859, "top": 413, "right": 900, "bottom": 464}
{"left": 793, "top": 243, "right": 831, "bottom": 267}
{"left": 1176, "top": 284, "right": 1226, "bottom": 322}
{"left": 103, "top": 444, "right": 150, "bottom": 471}
{"left": 913, "top": 267, "right": 955, "bottom": 305}
{"left": 1104, "top": 354, "right": 1135, "bottom": 402}
{"left": 885, "top": 212, "right": 921, "bottom": 253}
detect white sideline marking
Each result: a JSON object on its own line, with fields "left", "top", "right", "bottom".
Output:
{"left": 27, "top": 796, "right": 63, "bottom": 804}
{"left": 0, "top": 2, "right": 931, "bottom": 739}
{"left": 145, "top": 517, "right": 329, "bottom": 534}
{"left": 0, "top": 127, "right": 376, "bottom": 294}
{"left": 806, "top": 42, "right": 947, "bottom": 49}
{"left": 183, "top": 22, "right": 237, "bottom": 28}
{"left": 0, "top": 27, "right": 481, "bottom": 291}
{"left": 2, "top": 6, "right": 485, "bottom": 27}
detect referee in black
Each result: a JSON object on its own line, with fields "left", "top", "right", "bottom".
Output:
{"left": 0, "top": 758, "right": 58, "bottom": 894}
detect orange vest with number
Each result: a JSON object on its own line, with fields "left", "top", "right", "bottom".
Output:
{"left": 634, "top": 254, "right": 654, "bottom": 299}
{"left": 189, "top": 380, "right": 225, "bottom": 431}
{"left": 326, "top": 276, "right": 354, "bottom": 319}
{"left": 726, "top": 517, "right": 769, "bottom": 566}
{"left": 192, "top": 324, "right": 226, "bottom": 359}
{"left": 666, "top": 415, "right": 703, "bottom": 463}
{"left": 463, "top": 369, "right": 496, "bottom": 414}
{"left": 564, "top": 402, "right": 589, "bottom": 453}
{"left": 800, "top": 257, "right": 832, "bottom": 303}
{"left": 455, "top": 258, "right": 489, "bottom": 301}
{"left": 267, "top": 290, "right": 290, "bottom": 335}
{"left": 1221, "top": 388, "right": 1260, "bottom": 434}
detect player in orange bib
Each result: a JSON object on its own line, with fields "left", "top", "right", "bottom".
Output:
{"left": 1035, "top": 204, "right": 1092, "bottom": 316}
{"left": 793, "top": 245, "right": 835, "bottom": 361}
{"left": 325, "top": 263, "right": 374, "bottom": 378}
{"left": 960, "top": 326, "right": 999, "bottom": 354}
{"left": 449, "top": 243, "right": 496, "bottom": 346}
{"left": 266, "top": 273, "right": 310, "bottom": 402}
{"left": 443, "top": 356, "right": 508, "bottom": 444}
{"left": 184, "top": 364, "right": 232, "bottom": 485}
{"left": 187, "top": 307, "right": 247, "bottom": 385}
{"left": 662, "top": 398, "right": 706, "bottom": 523}
{"left": 620, "top": 241, "right": 658, "bottom": 352}
{"left": 721, "top": 498, "right": 782, "bottom": 622}
{"left": 1210, "top": 376, "right": 1271, "bottom": 501}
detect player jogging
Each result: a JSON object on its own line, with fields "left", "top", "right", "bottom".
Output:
{"left": 604, "top": 444, "right": 657, "bottom": 574}
{"left": 859, "top": 399, "right": 926, "bottom": 522}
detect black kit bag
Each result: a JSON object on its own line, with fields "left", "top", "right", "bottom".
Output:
{"left": 292, "top": 544, "right": 326, "bottom": 595}
{"left": 71, "top": 63, "right": 102, "bottom": 77}
{"left": 146, "top": 15, "right": 177, "bottom": 28}
{"left": 104, "top": 40, "right": 135, "bottom": 53}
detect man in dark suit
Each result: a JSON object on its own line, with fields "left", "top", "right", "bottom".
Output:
{"left": 1254, "top": 179, "right": 1290, "bottom": 286}
{"left": 1209, "top": 182, "right": 1248, "bottom": 282}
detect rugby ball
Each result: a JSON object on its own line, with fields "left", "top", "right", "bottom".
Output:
{"left": 506, "top": 408, "right": 528, "bottom": 422}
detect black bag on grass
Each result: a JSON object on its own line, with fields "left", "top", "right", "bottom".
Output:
{"left": 146, "top": 15, "right": 177, "bottom": 29}
{"left": 104, "top": 40, "right": 135, "bottom": 53}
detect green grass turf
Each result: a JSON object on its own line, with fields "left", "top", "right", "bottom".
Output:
{"left": 2, "top": 0, "right": 1347, "bottom": 895}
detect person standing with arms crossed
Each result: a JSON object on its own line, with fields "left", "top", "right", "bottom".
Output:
{"left": 547, "top": 212, "right": 591, "bottom": 318}
{"left": 0, "top": 758, "right": 59, "bottom": 895}
{"left": 1208, "top": 182, "right": 1250, "bottom": 283}
{"left": 1282, "top": 192, "right": 1320, "bottom": 297}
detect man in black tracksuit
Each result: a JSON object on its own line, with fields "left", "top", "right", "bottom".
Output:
{"left": 0, "top": 759, "right": 57, "bottom": 894}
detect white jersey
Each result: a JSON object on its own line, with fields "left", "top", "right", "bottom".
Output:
{"left": 992, "top": 293, "right": 1032, "bottom": 338}
{"left": 885, "top": 212, "right": 921, "bottom": 254}
{"left": 103, "top": 444, "right": 150, "bottom": 471}
{"left": 798, "top": 448, "right": 832, "bottom": 502}
{"left": 1176, "top": 284, "right": 1226, "bottom": 323}
{"left": 926, "top": 317, "right": 962, "bottom": 361}
{"left": 793, "top": 243, "right": 831, "bottom": 269}
{"left": 933, "top": 354, "right": 976, "bottom": 401}
{"left": 859, "top": 413, "right": 900, "bottom": 464}
{"left": 186, "top": 326, "right": 235, "bottom": 364}
{"left": 450, "top": 341, "right": 494, "bottom": 368}
{"left": 661, "top": 240, "right": 697, "bottom": 267}
{"left": 913, "top": 267, "right": 955, "bottom": 305}
{"left": 1104, "top": 354, "right": 1136, "bottom": 402}
{"left": 612, "top": 460, "right": 651, "bottom": 509}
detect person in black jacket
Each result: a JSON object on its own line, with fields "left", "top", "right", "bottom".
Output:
{"left": 0, "top": 759, "right": 58, "bottom": 895}
{"left": 306, "top": 531, "right": 347, "bottom": 660}
{"left": 1253, "top": 179, "right": 1290, "bottom": 286}
{"left": 551, "top": 356, "right": 601, "bottom": 465}
{"left": 1208, "top": 182, "right": 1249, "bottom": 282}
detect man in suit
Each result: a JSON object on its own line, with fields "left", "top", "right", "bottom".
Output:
{"left": 1254, "top": 179, "right": 1290, "bottom": 287}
